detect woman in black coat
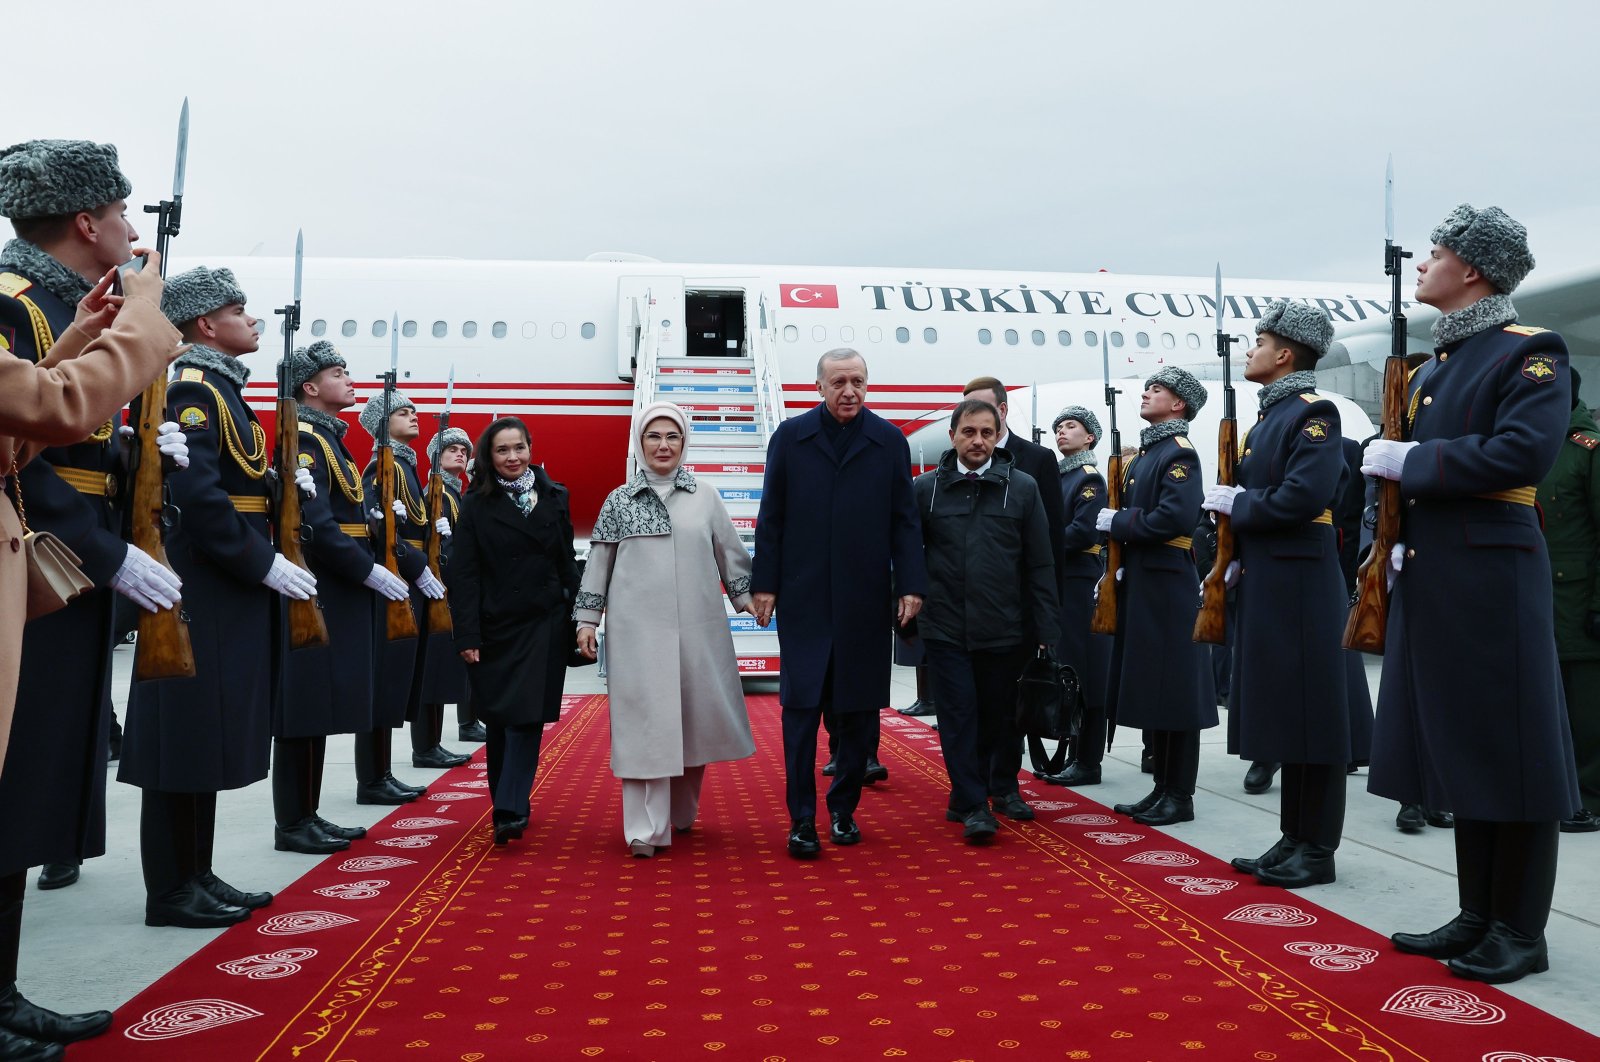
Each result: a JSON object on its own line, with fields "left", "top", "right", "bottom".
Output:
{"left": 448, "top": 417, "right": 579, "bottom": 845}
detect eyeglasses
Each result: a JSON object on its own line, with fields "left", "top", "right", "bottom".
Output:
{"left": 643, "top": 432, "right": 684, "bottom": 445}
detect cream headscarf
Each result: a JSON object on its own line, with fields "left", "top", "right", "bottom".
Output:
{"left": 633, "top": 401, "right": 690, "bottom": 496}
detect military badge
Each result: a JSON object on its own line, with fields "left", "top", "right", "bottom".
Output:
{"left": 1301, "top": 418, "right": 1330, "bottom": 442}
{"left": 298, "top": 452, "right": 316, "bottom": 469}
{"left": 1081, "top": 486, "right": 1097, "bottom": 500}
{"left": 1167, "top": 464, "right": 1189, "bottom": 481}
{"left": 179, "top": 368, "right": 204, "bottom": 382}
{"left": 1504, "top": 324, "right": 1550, "bottom": 336}
{"left": 0, "top": 273, "right": 34, "bottom": 298}
{"left": 1521, "top": 356, "right": 1557, "bottom": 383}
{"left": 178, "top": 406, "right": 209, "bottom": 430}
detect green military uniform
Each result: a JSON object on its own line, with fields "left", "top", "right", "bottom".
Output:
{"left": 1537, "top": 400, "right": 1600, "bottom": 813}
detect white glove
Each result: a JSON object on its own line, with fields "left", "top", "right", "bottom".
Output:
{"left": 367, "top": 507, "right": 383, "bottom": 522}
{"left": 1361, "top": 439, "right": 1418, "bottom": 482}
{"left": 364, "top": 563, "right": 411, "bottom": 601}
{"left": 294, "top": 465, "right": 316, "bottom": 498}
{"left": 1202, "top": 484, "right": 1243, "bottom": 515}
{"left": 434, "top": 516, "right": 452, "bottom": 537}
{"left": 392, "top": 499, "right": 406, "bottom": 518}
{"left": 109, "top": 546, "right": 183, "bottom": 612}
{"left": 156, "top": 421, "right": 189, "bottom": 469}
{"left": 1224, "top": 559, "right": 1241, "bottom": 589}
{"left": 1387, "top": 542, "right": 1405, "bottom": 590}
{"left": 1095, "top": 508, "right": 1117, "bottom": 532}
{"left": 118, "top": 424, "right": 134, "bottom": 438}
{"left": 263, "top": 554, "right": 318, "bottom": 600}
{"left": 415, "top": 568, "right": 446, "bottom": 600}
{"left": 1115, "top": 567, "right": 1124, "bottom": 582}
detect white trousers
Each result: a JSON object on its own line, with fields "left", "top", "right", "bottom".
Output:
{"left": 621, "top": 766, "right": 706, "bottom": 847}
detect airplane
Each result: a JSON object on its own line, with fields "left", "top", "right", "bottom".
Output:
{"left": 175, "top": 252, "right": 1600, "bottom": 674}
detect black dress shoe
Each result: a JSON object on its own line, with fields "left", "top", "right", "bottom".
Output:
{"left": 1391, "top": 909, "right": 1491, "bottom": 959}
{"left": 144, "top": 881, "right": 250, "bottom": 929}
{"left": 0, "top": 1026, "right": 61, "bottom": 1061}
{"left": 1395, "top": 803, "right": 1426, "bottom": 832}
{"left": 896, "top": 699, "right": 937, "bottom": 716}
{"left": 34, "top": 864, "right": 79, "bottom": 891}
{"left": 829, "top": 813, "right": 861, "bottom": 845}
{"left": 1230, "top": 834, "right": 1296, "bottom": 875}
{"left": 196, "top": 871, "right": 273, "bottom": 910}
{"left": 1447, "top": 920, "right": 1550, "bottom": 984}
{"left": 0, "top": 983, "right": 112, "bottom": 1044}
{"left": 992, "top": 793, "right": 1034, "bottom": 821}
{"left": 387, "top": 772, "right": 427, "bottom": 796}
{"left": 1242, "top": 761, "right": 1280, "bottom": 795}
{"left": 962, "top": 806, "right": 998, "bottom": 843}
{"left": 1254, "top": 842, "right": 1335, "bottom": 888}
{"left": 412, "top": 745, "right": 470, "bottom": 769}
{"left": 491, "top": 811, "right": 528, "bottom": 846}
{"left": 275, "top": 817, "right": 350, "bottom": 855}
{"left": 357, "top": 776, "right": 421, "bottom": 805}
{"left": 1043, "top": 762, "right": 1101, "bottom": 787}
{"left": 1132, "top": 793, "right": 1194, "bottom": 826}
{"left": 1114, "top": 788, "right": 1164, "bottom": 816}
{"left": 313, "top": 815, "right": 367, "bottom": 841}
{"left": 1561, "top": 808, "right": 1600, "bottom": 833}
{"left": 863, "top": 760, "right": 889, "bottom": 785}
{"left": 821, "top": 758, "right": 837, "bottom": 777}
{"left": 458, "top": 722, "right": 488, "bottom": 743}
{"left": 1424, "top": 807, "right": 1455, "bottom": 828}
{"left": 787, "top": 818, "right": 821, "bottom": 858}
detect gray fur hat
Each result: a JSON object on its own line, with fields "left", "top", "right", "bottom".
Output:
{"left": 1051, "top": 404, "right": 1103, "bottom": 443}
{"left": 162, "top": 266, "right": 248, "bottom": 326}
{"left": 427, "top": 427, "right": 473, "bottom": 464}
{"left": 358, "top": 391, "right": 416, "bottom": 438}
{"left": 1256, "top": 300, "right": 1334, "bottom": 357}
{"left": 1145, "top": 365, "right": 1208, "bottom": 416}
{"left": 0, "top": 139, "right": 131, "bottom": 219}
{"left": 283, "top": 340, "right": 345, "bottom": 396}
{"left": 1430, "top": 203, "right": 1535, "bottom": 293}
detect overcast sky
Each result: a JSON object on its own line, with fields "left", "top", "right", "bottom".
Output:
{"left": 8, "top": 0, "right": 1597, "bottom": 283}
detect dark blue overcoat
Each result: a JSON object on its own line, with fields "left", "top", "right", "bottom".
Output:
{"left": 1057, "top": 461, "right": 1111, "bottom": 711}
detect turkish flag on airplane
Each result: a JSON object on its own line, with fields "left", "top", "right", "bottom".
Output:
{"left": 780, "top": 284, "right": 839, "bottom": 308}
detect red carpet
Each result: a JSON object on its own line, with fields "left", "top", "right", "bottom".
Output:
{"left": 78, "top": 694, "right": 1597, "bottom": 1060}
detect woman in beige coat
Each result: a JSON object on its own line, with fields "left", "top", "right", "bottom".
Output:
{"left": 575, "top": 401, "right": 756, "bottom": 856}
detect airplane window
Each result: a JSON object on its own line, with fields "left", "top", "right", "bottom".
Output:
{"left": 522, "top": 322, "right": 537, "bottom": 339}
{"left": 402, "top": 320, "right": 418, "bottom": 338}
{"left": 1004, "top": 329, "right": 1019, "bottom": 346}
{"left": 311, "top": 319, "right": 326, "bottom": 337}
{"left": 783, "top": 324, "right": 799, "bottom": 343}
{"left": 978, "top": 328, "right": 992, "bottom": 345}
{"left": 1110, "top": 332, "right": 1124, "bottom": 348}
{"left": 581, "top": 322, "right": 596, "bottom": 340}
{"left": 923, "top": 327, "right": 937, "bottom": 344}
{"left": 432, "top": 321, "right": 448, "bottom": 338}
{"left": 1031, "top": 330, "right": 1045, "bottom": 346}
{"left": 492, "top": 321, "right": 507, "bottom": 339}
{"left": 894, "top": 327, "right": 909, "bottom": 344}
{"left": 463, "top": 321, "right": 478, "bottom": 339}
{"left": 372, "top": 319, "right": 387, "bottom": 338}
{"left": 840, "top": 325, "right": 855, "bottom": 342}
{"left": 1186, "top": 333, "right": 1201, "bottom": 349}
{"left": 812, "top": 326, "right": 827, "bottom": 343}
{"left": 1086, "top": 332, "right": 1099, "bottom": 348}
{"left": 867, "top": 326, "right": 883, "bottom": 344}
{"left": 552, "top": 322, "right": 567, "bottom": 340}
{"left": 341, "top": 320, "right": 357, "bottom": 337}
{"left": 1161, "top": 332, "right": 1175, "bottom": 349}
{"left": 1057, "top": 331, "right": 1072, "bottom": 347}
{"left": 1136, "top": 332, "right": 1150, "bottom": 348}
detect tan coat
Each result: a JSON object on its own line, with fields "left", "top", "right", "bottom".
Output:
{"left": 576, "top": 474, "right": 755, "bottom": 779}
{"left": 0, "top": 296, "right": 180, "bottom": 776}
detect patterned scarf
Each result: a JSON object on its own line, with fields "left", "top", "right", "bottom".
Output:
{"left": 173, "top": 344, "right": 250, "bottom": 388}
{"left": 0, "top": 239, "right": 91, "bottom": 305}
{"left": 1432, "top": 293, "right": 1518, "bottom": 347}
{"left": 1057, "top": 449, "right": 1098, "bottom": 474}
{"left": 1258, "top": 370, "right": 1318, "bottom": 410}
{"left": 1139, "top": 418, "right": 1191, "bottom": 450}
{"left": 497, "top": 468, "right": 539, "bottom": 516}
{"left": 296, "top": 404, "right": 349, "bottom": 439}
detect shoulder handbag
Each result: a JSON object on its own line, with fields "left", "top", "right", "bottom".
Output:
{"left": 5, "top": 454, "right": 95, "bottom": 620}
{"left": 1015, "top": 647, "right": 1083, "bottom": 775}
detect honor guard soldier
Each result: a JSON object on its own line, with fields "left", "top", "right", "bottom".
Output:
{"left": 424, "top": 427, "right": 483, "bottom": 744}
{"left": 357, "top": 393, "right": 446, "bottom": 802}
{"left": 1203, "top": 301, "right": 1353, "bottom": 888}
{"left": 1095, "top": 366, "right": 1215, "bottom": 825}
{"left": 122, "top": 267, "right": 319, "bottom": 929}
{"left": 1365, "top": 204, "right": 1580, "bottom": 983}
{"left": 272, "top": 342, "right": 411, "bottom": 854}
{"left": 1041, "top": 405, "right": 1112, "bottom": 787}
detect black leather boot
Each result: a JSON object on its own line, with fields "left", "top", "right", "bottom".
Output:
{"left": 313, "top": 816, "right": 367, "bottom": 841}
{"left": 1114, "top": 787, "right": 1164, "bottom": 816}
{"left": 0, "top": 1026, "right": 61, "bottom": 1061}
{"left": 413, "top": 745, "right": 470, "bottom": 769}
{"left": 0, "top": 983, "right": 111, "bottom": 1044}
{"left": 863, "top": 759, "right": 889, "bottom": 785}
{"left": 144, "top": 880, "right": 250, "bottom": 929}
{"left": 356, "top": 775, "right": 421, "bottom": 805}
{"left": 1132, "top": 793, "right": 1194, "bottom": 826}
{"left": 1231, "top": 834, "right": 1296, "bottom": 875}
{"left": 196, "top": 871, "right": 272, "bottom": 911}
{"left": 458, "top": 722, "right": 488, "bottom": 743}
{"left": 1395, "top": 803, "right": 1426, "bottom": 832}
{"left": 1043, "top": 762, "right": 1101, "bottom": 786}
{"left": 1447, "top": 920, "right": 1549, "bottom": 984}
{"left": 32, "top": 866, "right": 78, "bottom": 892}
{"left": 1391, "top": 909, "right": 1491, "bottom": 959}
{"left": 274, "top": 817, "right": 350, "bottom": 855}
{"left": 1254, "top": 841, "right": 1335, "bottom": 888}
{"left": 787, "top": 818, "right": 821, "bottom": 858}
{"left": 829, "top": 812, "right": 861, "bottom": 845}
{"left": 1243, "top": 761, "right": 1280, "bottom": 794}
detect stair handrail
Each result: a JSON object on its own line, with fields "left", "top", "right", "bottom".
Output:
{"left": 626, "top": 290, "right": 662, "bottom": 480}
{"left": 753, "top": 293, "right": 786, "bottom": 440}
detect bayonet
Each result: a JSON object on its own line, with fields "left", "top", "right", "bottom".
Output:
{"left": 145, "top": 98, "right": 188, "bottom": 275}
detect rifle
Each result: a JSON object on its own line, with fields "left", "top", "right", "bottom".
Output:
{"left": 1344, "top": 156, "right": 1411, "bottom": 653}
{"left": 1194, "top": 264, "right": 1237, "bottom": 644}
{"left": 377, "top": 313, "right": 419, "bottom": 641}
{"left": 424, "top": 365, "right": 455, "bottom": 636}
{"left": 132, "top": 98, "right": 195, "bottom": 681}
{"left": 1090, "top": 332, "right": 1122, "bottom": 637}
{"left": 273, "top": 230, "right": 329, "bottom": 650}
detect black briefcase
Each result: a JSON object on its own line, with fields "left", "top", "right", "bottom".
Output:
{"left": 1015, "top": 648, "right": 1083, "bottom": 775}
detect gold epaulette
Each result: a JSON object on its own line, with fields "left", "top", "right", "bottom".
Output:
{"left": 178, "top": 367, "right": 204, "bottom": 382}
{"left": 1503, "top": 324, "right": 1550, "bottom": 336}
{"left": 1173, "top": 436, "right": 1193, "bottom": 449}
{"left": 0, "top": 272, "right": 34, "bottom": 298}
{"left": 1083, "top": 465, "right": 1098, "bottom": 476}
{"left": 1165, "top": 536, "right": 1194, "bottom": 550}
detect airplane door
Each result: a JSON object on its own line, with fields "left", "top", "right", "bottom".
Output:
{"left": 616, "top": 276, "right": 684, "bottom": 380}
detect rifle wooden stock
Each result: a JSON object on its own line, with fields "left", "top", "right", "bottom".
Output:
{"left": 131, "top": 376, "right": 196, "bottom": 680}
{"left": 1194, "top": 417, "right": 1237, "bottom": 644}
{"left": 378, "top": 446, "right": 419, "bottom": 641}
{"left": 1090, "top": 450, "right": 1123, "bottom": 636}
{"left": 276, "top": 398, "right": 330, "bottom": 650}
{"left": 425, "top": 470, "right": 453, "bottom": 635}
{"left": 1342, "top": 353, "right": 1407, "bottom": 652}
